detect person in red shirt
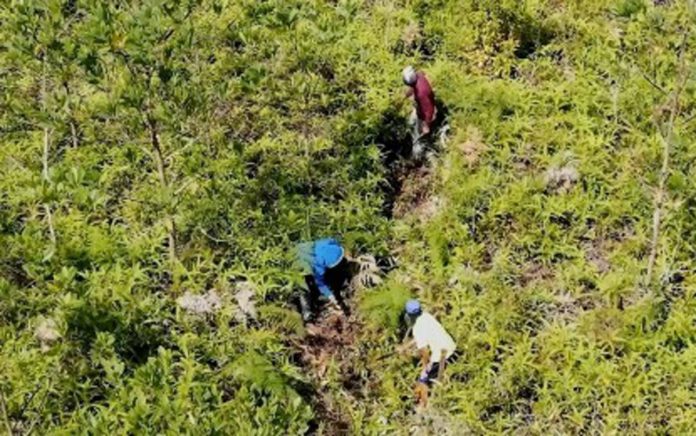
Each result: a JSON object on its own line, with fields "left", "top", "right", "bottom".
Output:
{"left": 403, "top": 66, "right": 437, "bottom": 136}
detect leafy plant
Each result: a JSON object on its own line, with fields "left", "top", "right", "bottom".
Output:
{"left": 2, "top": 0, "right": 696, "bottom": 433}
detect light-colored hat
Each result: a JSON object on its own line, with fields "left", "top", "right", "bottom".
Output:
{"left": 402, "top": 66, "right": 417, "bottom": 86}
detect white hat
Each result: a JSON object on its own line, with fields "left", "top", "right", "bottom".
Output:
{"left": 402, "top": 66, "right": 417, "bottom": 85}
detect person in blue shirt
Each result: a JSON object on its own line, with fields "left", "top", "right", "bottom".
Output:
{"left": 294, "top": 238, "right": 350, "bottom": 322}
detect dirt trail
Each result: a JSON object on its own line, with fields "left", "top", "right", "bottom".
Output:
{"left": 297, "top": 306, "right": 458, "bottom": 435}
{"left": 297, "top": 307, "right": 363, "bottom": 434}
{"left": 298, "top": 310, "right": 360, "bottom": 380}
{"left": 297, "top": 159, "right": 439, "bottom": 434}
{"left": 392, "top": 164, "right": 434, "bottom": 219}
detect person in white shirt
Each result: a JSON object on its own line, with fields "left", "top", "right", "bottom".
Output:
{"left": 400, "top": 299, "right": 457, "bottom": 406}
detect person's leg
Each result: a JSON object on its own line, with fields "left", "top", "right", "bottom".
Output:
{"left": 427, "top": 352, "right": 458, "bottom": 383}
{"left": 298, "top": 292, "right": 313, "bottom": 322}
{"left": 409, "top": 109, "right": 419, "bottom": 138}
{"left": 412, "top": 137, "right": 425, "bottom": 161}
{"left": 413, "top": 362, "right": 439, "bottom": 408}
{"left": 414, "top": 353, "right": 457, "bottom": 407}
{"left": 414, "top": 381, "right": 429, "bottom": 408}
{"left": 425, "top": 362, "right": 441, "bottom": 385}
{"left": 325, "top": 258, "right": 350, "bottom": 291}
{"left": 409, "top": 110, "right": 426, "bottom": 160}
{"left": 300, "top": 276, "right": 321, "bottom": 322}
{"left": 324, "top": 259, "right": 351, "bottom": 315}
{"left": 418, "top": 105, "right": 450, "bottom": 163}
{"left": 421, "top": 107, "right": 442, "bottom": 162}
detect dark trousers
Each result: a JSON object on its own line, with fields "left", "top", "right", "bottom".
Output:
{"left": 298, "top": 259, "right": 351, "bottom": 321}
{"left": 419, "top": 351, "right": 459, "bottom": 386}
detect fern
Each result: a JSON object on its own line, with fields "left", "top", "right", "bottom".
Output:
{"left": 359, "top": 279, "right": 411, "bottom": 331}
{"left": 258, "top": 305, "right": 306, "bottom": 337}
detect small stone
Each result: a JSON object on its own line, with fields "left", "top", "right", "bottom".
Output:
{"left": 234, "top": 281, "right": 258, "bottom": 323}
{"left": 544, "top": 165, "right": 579, "bottom": 193}
{"left": 35, "top": 318, "right": 61, "bottom": 352}
{"left": 401, "top": 22, "right": 421, "bottom": 47}
{"left": 456, "top": 127, "right": 486, "bottom": 165}
{"left": 177, "top": 289, "right": 221, "bottom": 316}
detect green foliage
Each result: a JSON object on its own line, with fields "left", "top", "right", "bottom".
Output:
{"left": 2, "top": 0, "right": 696, "bottom": 433}
{"left": 615, "top": 0, "right": 648, "bottom": 18}
{"left": 229, "top": 351, "right": 305, "bottom": 401}
{"left": 359, "top": 278, "right": 411, "bottom": 331}
{"left": 258, "top": 304, "right": 306, "bottom": 336}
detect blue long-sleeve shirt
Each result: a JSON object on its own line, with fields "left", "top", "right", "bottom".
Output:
{"left": 295, "top": 238, "right": 344, "bottom": 298}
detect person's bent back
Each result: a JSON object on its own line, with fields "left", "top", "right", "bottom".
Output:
{"left": 294, "top": 238, "right": 347, "bottom": 322}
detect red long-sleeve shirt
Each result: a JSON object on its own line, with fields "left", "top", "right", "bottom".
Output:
{"left": 407, "top": 72, "right": 436, "bottom": 127}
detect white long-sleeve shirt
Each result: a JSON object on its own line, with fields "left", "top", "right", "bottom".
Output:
{"left": 413, "top": 312, "right": 456, "bottom": 363}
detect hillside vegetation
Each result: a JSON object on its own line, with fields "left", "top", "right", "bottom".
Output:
{"left": 2, "top": 0, "right": 696, "bottom": 434}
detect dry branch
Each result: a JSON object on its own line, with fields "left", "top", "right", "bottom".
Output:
{"left": 643, "top": 30, "right": 691, "bottom": 292}
{"left": 63, "top": 82, "right": 79, "bottom": 148}
{"left": 40, "top": 56, "right": 56, "bottom": 247}
{"left": 69, "top": 120, "right": 78, "bottom": 148}
{"left": 147, "top": 114, "right": 178, "bottom": 263}
{"left": 0, "top": 387, "right": 11, "bottom": 436}
{"left": 43, "top": 204, "right": 56, "bottom": 247}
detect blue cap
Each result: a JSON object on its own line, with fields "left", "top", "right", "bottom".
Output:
{"left": 314, "top": 238, "right": 345, "bottom": 268}
{"left": 405, "top": 299, "right": 421, "bottom": 315}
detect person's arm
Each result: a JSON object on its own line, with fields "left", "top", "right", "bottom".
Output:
{"left": 418, "top": 347, "right": 431, "bottom": 382}
{"left": 421, "top": 102, "right": 435, "bottom": 134}
{"left": 314, "top": 266, "right": 335, "bottom": 299}
{"left": 405, "top": 87, "right": 414, "bottom": 99}
{"left": 397, "top": 338, "right": 415, "bottom": 354}
{"left": 314, "top": 264, "right": 343, "bottom": 312}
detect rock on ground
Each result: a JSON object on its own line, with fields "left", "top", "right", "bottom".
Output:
{"left": 234, "top": 281, "right": 258, "bottom": 323}
{"left": 177, "top": 289, "right": 221, "bottom": 316}
{"left": 544, "top": 165, "right": 579, "bottom": 193}
{"left": 35, "top": 317, "right": 61, "bottom": 352}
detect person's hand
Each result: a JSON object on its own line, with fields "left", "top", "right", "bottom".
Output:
{"left": 418, "top": 369, "right": 429, "bottom": 383}
{"left": 421, "top": 123, "right": 431, "bottom": 135}
{"left": 328, "top": 295, "right": 341, "bottom": 312}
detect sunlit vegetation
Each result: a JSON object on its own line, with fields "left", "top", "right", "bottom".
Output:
{"left": 2, "top": 0, "right": 696, "bottom": 433}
